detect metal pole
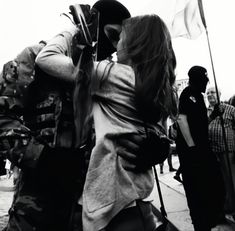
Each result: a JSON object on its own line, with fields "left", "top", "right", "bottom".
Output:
{"left": 153, "top": 166, "right": 167, "bottom": 218}
{"left": 203, "top": 15, "right": 235, "bottom": 192}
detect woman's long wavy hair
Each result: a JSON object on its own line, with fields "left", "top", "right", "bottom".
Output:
{"left": 122, "top": 14, "right": 178, "bottom": 123}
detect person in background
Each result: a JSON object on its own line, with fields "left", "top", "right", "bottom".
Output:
{"left": 168, "top": 121, "right": 183, "bottom": 183}
{"left": 177, "top": 66, "right": 226, "bottom": 231}
{"left": 159, "top": 122, "right": 177, "bottom": 174}
{"left": 228, "top": 94, "right": 235, "bottom": 107}
{"left": 173, "top": 165, "right": 182, "bottom": 183}
{"left": 207, "top": 85, "right": 235, "bottom": 223}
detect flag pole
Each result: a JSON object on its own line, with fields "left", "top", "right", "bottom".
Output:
{"left": 198, "top": 0, "right": 235, "bottom": 191}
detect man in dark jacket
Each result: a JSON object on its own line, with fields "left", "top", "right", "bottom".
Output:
{"left": 176, "top": 66, "right": 226, "bottom": 231}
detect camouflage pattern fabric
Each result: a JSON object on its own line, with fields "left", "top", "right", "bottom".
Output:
{"left": 4, "top": 146, "right": 87, "bottom": 231}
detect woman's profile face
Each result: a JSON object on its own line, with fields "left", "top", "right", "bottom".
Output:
{"left": 116, "top": 29, "right": 127, "bottom": 63}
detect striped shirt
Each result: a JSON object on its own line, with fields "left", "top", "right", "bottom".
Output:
{"left": 208, "top": 103, "right": 235, "bottom": 153}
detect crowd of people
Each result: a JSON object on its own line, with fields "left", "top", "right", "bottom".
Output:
{"left": 0, "top": 0, "right": 234, "bottom": 231}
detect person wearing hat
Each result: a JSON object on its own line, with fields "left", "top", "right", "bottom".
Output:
{"left": 2, "top": 1, "right": 169, "bottom": 230}
{"left": 176, "top": 66, "right": 226, "bottom": 230}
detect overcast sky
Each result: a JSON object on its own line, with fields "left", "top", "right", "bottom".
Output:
{"left": 0, "top": 0, "right": 235, "bottom": 100}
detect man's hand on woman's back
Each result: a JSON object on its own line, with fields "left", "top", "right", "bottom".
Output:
{"left": 108, "top": 132, "right": 170, "bottom": 172}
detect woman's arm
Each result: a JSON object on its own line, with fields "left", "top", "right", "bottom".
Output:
{"left": 36, "top": 30, "right": 76, "bottom": 83}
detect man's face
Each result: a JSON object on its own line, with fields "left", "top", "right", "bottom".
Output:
{"left": 201, "top": 80, "right": 208, "bottom": 93}
{"left": 104, "top": 24, "right": 122, "bottom": 48}
{"left": 206, "top": 87, "right": 219, "bottom": 106}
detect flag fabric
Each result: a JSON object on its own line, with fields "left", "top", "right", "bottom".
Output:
{"left": 197, "top": 0, "right": 207, "bottom": 28}
{"left": 167, "top": 0, "right": 206, "bottom": 39}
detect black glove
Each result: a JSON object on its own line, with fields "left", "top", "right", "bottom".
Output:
{"left": 209, "top": 104, "right": 224, "bottom": 120}
{"left": 111, "top": 131, "right": 170, "bottom": 173}
{"left": 136, "top": 132, "right": 170, "bottom": 172}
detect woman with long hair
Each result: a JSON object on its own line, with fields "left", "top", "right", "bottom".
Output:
{"left": 81, "top": 14, "right": 178, "bottom": 231}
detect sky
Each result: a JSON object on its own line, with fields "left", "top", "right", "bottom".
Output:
{"left": 0, "top": 0, "right": 235, "bottom": 100}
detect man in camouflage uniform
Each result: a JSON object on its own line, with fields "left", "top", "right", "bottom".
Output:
{"left": 0, "top": 1, "right": 170, "bottom": 230}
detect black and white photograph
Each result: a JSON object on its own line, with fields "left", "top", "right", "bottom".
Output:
{"left": 0, "top": 0, "right": 235, "bottom": 230}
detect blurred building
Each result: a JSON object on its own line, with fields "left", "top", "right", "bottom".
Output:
{"left": 175, "top": 78, "right": 188, "bottom": 97}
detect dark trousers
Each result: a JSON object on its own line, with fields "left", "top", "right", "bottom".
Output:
{"left": 71, "top": 201, "right": 159, "bottom": 231}
{"left": 217, "top": 152, "right": 235, "bottom": 215}
{"left": 5, "top": 147, "right": 86, "bottom": 231}
{"left": 160, "top": 150, "right": 175, "bottom": 172}
{"left": 106, "top": 201, "right": 158, "bottom": 231}
{"left": 180, "top": 154, "right": 225, "bottom": 231}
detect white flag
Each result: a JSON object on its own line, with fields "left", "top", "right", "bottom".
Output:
{"left": 168, "top": 0, "right": 205, "bottom": 39}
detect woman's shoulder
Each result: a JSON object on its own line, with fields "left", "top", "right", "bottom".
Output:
{"left": 112, "top": 62, "right": 134, "bottom": 78}
{"left": 96, "top": 60, "right": 132, "bottom": 70}
{"left": 95, "top": 61, "right": 134, "bottom": 80}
